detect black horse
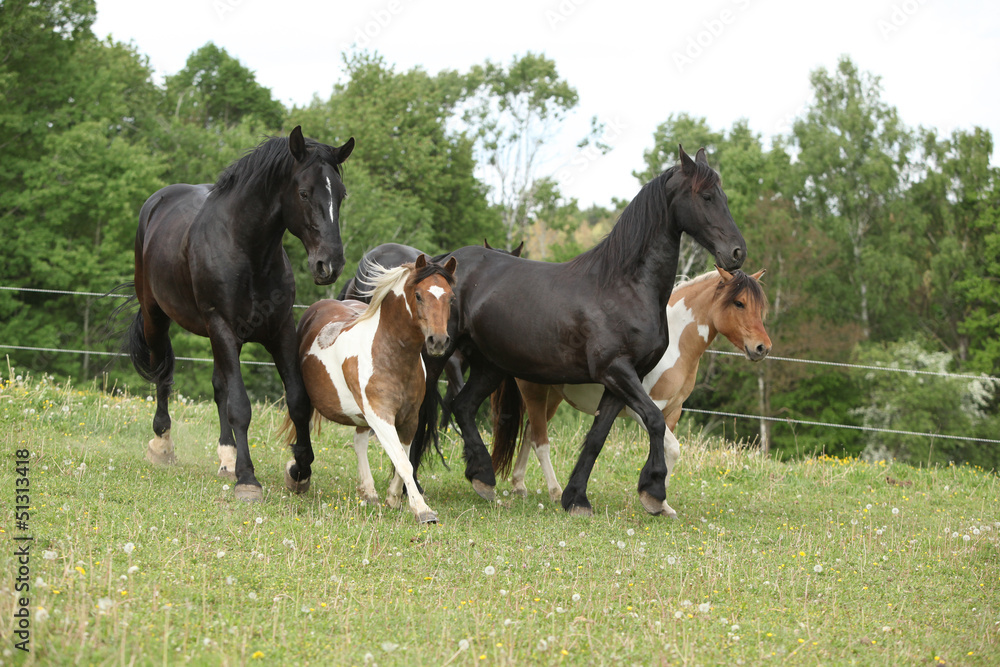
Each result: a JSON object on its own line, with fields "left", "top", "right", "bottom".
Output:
{"left": 339, "top": 240, "right": 523, "bottom": 431}
{"left": 123, "top": 126, "right": 354, "bottom": 501}
{"left": 411, "top": 146, "right": 747, "bottom": 516}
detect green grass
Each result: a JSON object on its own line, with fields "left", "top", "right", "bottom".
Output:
{"left": 1, "top": 370, "right": 998, "bottom": 666}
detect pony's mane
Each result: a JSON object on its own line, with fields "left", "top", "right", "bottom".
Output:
{"left": 353, "top": 260, "right": 456, "bottom": 324}
{"left": 675, "top": 268, "right": 769, "bottom": 317}
{"left": 214, "top": 135, "right": 344, "bottom": 196}
{"left": 567, "top": 160, "right": 720, "bottom": 285}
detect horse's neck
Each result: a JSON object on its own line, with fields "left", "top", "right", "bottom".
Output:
{"left": 217, "top": 192, "right": 288, "bottom": 257}
{"left": 669, "top": 280, "right": 719, "bottom": 355}
{"left": 375, "top": 293, "right": 424, "bottom": 354}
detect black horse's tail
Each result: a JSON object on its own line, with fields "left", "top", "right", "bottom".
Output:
{"left": 109, "top": 284, "right": 174, "bottom": 386}
{"left": 410, "top": 372, "right": 449, "bottom": 472}
{"left": 490, "top": 375, "right": 526, "bottom": 477}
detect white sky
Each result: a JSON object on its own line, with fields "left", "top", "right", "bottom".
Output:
{"left": 93, "top": 0, "right": 1000, "bottom": 209}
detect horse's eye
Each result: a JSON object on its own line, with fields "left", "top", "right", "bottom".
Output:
{"left": 415, "top": 292, "right": 423, "bottom": 302}
{"left": 299, "top": 189, "right": 309, "bottom": 201}
{"left": 734, "top": 300, "right": 745, "bottom": 309}
{"left": 701, "top": 192, "right": 712, "bottom": 201}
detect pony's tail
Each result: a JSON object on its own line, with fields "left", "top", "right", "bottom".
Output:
{"left": 490, "top": 375, "right": 526, "bottom": 477}
{"left": 278, "top": 409, "right": 323, "bottom": 447}
{"left": 411, "top": 372, "right": 449, "bottom": 472}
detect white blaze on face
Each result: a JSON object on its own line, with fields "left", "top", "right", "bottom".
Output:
{"left": 427, "top": 285, "right": 446, "bottom": 299}
{"left": 325, "top": 176, "right": 334, "bottom": 226}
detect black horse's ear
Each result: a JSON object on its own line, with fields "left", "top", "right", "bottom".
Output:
{"left": 443, "top": 256, "right": 458, "bottom": 275}
{"left": 336, "top": 137, "right": 355, "bottom": 163}
{"left": 511, "top": 241, "right": 525, "bottom": 258}
{"left": 679, "top": 144, "right": 696, "bottom": 175}
{"left": 483, "top": 239, "right": 494, "bottom": 250}
{"left": 695, "top": 147, "right": 709, "bottom": 166}
{"left": 415, "top": 254, "right": 428, "bottom": 269}
{"left": 289, "top": 126, "right": 307, "bottom": 162}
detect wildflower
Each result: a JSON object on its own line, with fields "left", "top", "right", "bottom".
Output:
{"left": 248, "top": 592, "right": 257, "bottom": 600}
{"left": 123, "top": 542, "right": 135, "bottom": 555}
{"left": 128, "top": 566, "right": 139, "bottom": 575}
{"left": 251, "top": 651, "right": 264, "bottom": 659}
{"left": 667, "top": 556, "right": 676, "bottom": 565}
{"left": 813, "top": 564, "right": 823, "bottom": 573}
{"left": 627, "top": 528, "right": 635, "bottom": 536}
{"left": 616, "top": 541, "right": 625, "bottom": 549}
{"left": 698, "top": 603, "right": 711, "bottom": 613}
{"left": 572, "top": 593, "right": 581, "bottom": 602}
{"left": 226, "top": 576, "right": 235, "bottom": 585}
{"left": 963, "top": 534, "right": 971, "bottom": 542}
{"left": 97, "top": 598, "right": 113, "bottom": 612}
{"left": 255, "top": 517, "right": 264, "bottom": 525}
{"left": 537, "top": 639, "right": 549, "bottom": 651}
{"left": 892, "top": 508, "right": 899, "bottom": 515}
{"left": 674, "top": 611, "right": 683, "bottom": 619}
{"left": 484, "top": 566, "right": 496, "bottom": 576}
{"left": 216, "top": 550, "right": 226, "bottom": 559}
{"left": 35, "top": 608, "right": 49, "bottom": 622}
{"left": 459, "top": 639, "right": 470, "bottom": 651}
{"left": 558, "top": 541, "right": 566, "bottom": 547}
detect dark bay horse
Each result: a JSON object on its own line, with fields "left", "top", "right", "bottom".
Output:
{"left": 124, "top": 126, "right": 354, "bottom": 501}
{"left": 339, "top": 240, "right": 523, "bottom": 430}
{"left": 286, "top": 255, "right": 457, "bottom": 523}
{"left": 491, "top": 266, "right": 770, "bottom": 515}
{"left": 411, "top": 146, "right": 747, "bottom": 516}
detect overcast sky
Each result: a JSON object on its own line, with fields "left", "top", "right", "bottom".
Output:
{"left": 93, "top": 0, "right": 999, "bottom": 208}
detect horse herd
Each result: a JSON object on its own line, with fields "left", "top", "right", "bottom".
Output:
{"left": 122, "top": 126, "right": 770, "bottom": 523}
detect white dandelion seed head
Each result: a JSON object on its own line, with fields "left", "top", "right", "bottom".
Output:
{"left": 458, "top": 639, "right": 470, "bottom": 651}
{"left": 499, "top": 589, "right": 508, "bottom": 596}
{"left": 35, "top": 608, "right": 50, "bottom": 622}
{"left": 97, "top": 598, "right": 113, "bottom": 612}
{"left": 225, "top": 576, "right": 235, "bottom": 585}
{"left": 616, "top": 541, "right": 625, "bottom": 549}
{"left": 572, "top": 593, "right": 581, "bottom": 602}
{"left": 674, "top": 611, "right": 683, "bottom": 619}
{"left": 248, "top": 592, "right": 257, "bottom": 600}
{"left": 484, "top": 566, "right": 496, "bottom": 576}
{"left": 892, "top": 507, "right": 899, "bottom": 515}
{"left": 43, "top": 550, "right": 57, "bottom": 560}
{"left": 255, "top": 517, "right": 263, "bottom": 524}
{"left": 667, "top": 556, "right": 676, "bottom": 565}
{"left": 216, "top": 550, "right": 226, "bottom": 558}
{"left": 698, "top": 603, "right": 711, "bottom": 613}
{"left": 362, "top": 558, "right": 370, "bottom": 566}
{"left": 222, "top": 484, "right": 230, "bottom": 491}
{"left": 558, "top": 541, "right": 566, "bottom": 548}
{"left": 537, "top": 639, "right": 549, "bottom": 651}
{"left": 627, "top": 528, "right": 635, "bottom": 536}
{"left": 963, "top": 534, "right": 971, "bottom": 542}
{"left": 813, "top": 564, "right": 823, "bottom": 573}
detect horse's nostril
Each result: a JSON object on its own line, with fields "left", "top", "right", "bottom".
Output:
{"left": 733, "top": 247, "right": 743, "bottom": 262}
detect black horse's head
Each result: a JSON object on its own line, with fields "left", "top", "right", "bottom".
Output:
{"left": 284, "top": 126, "right": 355, "bottom": 285}
{"left": 668, "top": 145, "right": 746, "bottom": 272}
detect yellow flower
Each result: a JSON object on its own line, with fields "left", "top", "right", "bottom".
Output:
{"left": 252, "top": 651, "right": 264, "bottom": 659}
{"left": 74, "top": 566, "right": 86, "bottom": 575}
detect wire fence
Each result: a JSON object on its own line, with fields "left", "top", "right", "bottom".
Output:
{"left": 2, "top": 284, "right": 998, "bottom": 446}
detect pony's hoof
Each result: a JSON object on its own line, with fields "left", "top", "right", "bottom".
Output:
{"left": 146, "top": 435, "right": 177, "bottom": 466}
{"left": 284, "top": 460, "right": 310, "bottom": 494}
{"left": 416, "top": 510, "right": 438, "bottom": 524}
{"left": 639, "top": 491, "right": 667, "bottom": 516}
{"left": 361, "top": 494, "right": 380, "bottom": 506}
{"left": 661, "top": 502, "right": 679, "bottom": 519}
{"left": 386, "top": 493, "right": 403, "bottom": 510}
{"left": 568, "top": 505, "right": 593, "bottom": 518}
{"left": 217, "top": 445, "right": 237, "bottom": 480}
{"left": 217, "top": 465, "right": 237, "bottom": 481}
{"left": 548, "top": 487, "right": 564, "bottom": 503}
{"left": 512, "top": 486, "right": 528, "bottom": 498}
{"left": 234, "top": 484, "right": 263, "bottom": 502}
{"left": 471, "top": 479, "right": 495, "bottom": 502}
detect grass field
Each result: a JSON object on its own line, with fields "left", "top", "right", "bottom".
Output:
{"left": 1, "top": 369, "right": 998, "bottom": 666}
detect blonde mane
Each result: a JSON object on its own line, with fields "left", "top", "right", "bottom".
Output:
{"left": 672, "top": 270, "right": 717, "bottom": 293}
{"left": 353, "top": 261, "right": 412, "bottom": 323}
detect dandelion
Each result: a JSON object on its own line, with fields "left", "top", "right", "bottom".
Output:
{"left": 251, "top": 651, "right": 264, "bottom": 659}
{"left": 216, "top": 550, "right": 226, "bottom": 558}
{"left": 813, "top": 564, "right": 823, "bottom": 573}
{"left": 674, "top": 611, "right": 683, "bottom": 619}
{"left": 484, "top": 566, "right": 496, "bottom": 576}
{"left": 35, "top": 607, "right": 50, "bottom": 622}
{"left": 362, "top": 558, "right": 370, "bottom": 566}
{"left": 538, "top": 503, "right": 544, "bottom": 510}
{"left": 459, "top": 639, "right": 470, "bottom": 651}
{"left": 97, "top": 598, "right": 113, "bottom": 612}
{"left": 616, "top": 541, "right": 625, "bottom": 549}
{"left": 203, "top": 638, "right": 212, "bottom": 647}
{"left": 667, "top": 556, "right": 677, "bottom": 565}
{"left": 572, "top": 593, "right": 581, "bottom": 602}
{"left": 222, "top": 484, "right": 230, "bottom": 491}
{"left": 282, "top": 538, "right": 295, "bottom": 549}
{"left": 123, "top": 542, "right": 135, "bottom": 555}
{"left": 952, "top": 532, "right": 959, "bottom": 539}
{"left": 42, "top": 550, "right": 56, "bottom": 561}
{"left": 499, "top": 589, "right": 508, "bottom": 596}
{"left": 892, "top": 507, "right": 899, "bottom": 515}
{"left": 255, "top": 517, "right": 263, "bottom": 525}
{"left": 963, "top": 534, "right": 971, "bottom": 542}
{"left": 627, "top": 528, "right": 635, "bottom": 536}
{"left": 225, "top": 576, "right": 235, "bottom": 585}
{"left": 128, "top": 566, "right": 139, "bottom": 575}
{"left": 558, "top": 541, "right": 566, "bottom": 548}
{"left": 973, "top": 528, "right": 981, "bottom": 536}
{"left": 248, "top": 592, "right": 258, "bottom": 600}
{"left": 537, "top": 639, "right": 549, "bottom": 651}
{"left": 698, "top": 602, "right": 711, "bottom": 613}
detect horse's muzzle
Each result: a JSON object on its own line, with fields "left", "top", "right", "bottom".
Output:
{"left": 312, "top": 259, "right": 343, "bottom": 285}
{"left": 746, "top": 342, "right": 771, "bottom": 362}
{"left": 425, "top": 335, "right": 451, "bottom": 357}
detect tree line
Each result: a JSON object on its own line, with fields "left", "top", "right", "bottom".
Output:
{"left": 2, "top": 0, "right": 997, "bottom": 467}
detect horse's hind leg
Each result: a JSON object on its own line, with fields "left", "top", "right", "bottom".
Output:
{"left": 352, "top": 428, "right": 379, "bottom": 505}
{"left": 144, "top": 310, "right": 177, "bottom": 465}
{"left": 452, "top": 353, "right": 504, "bottom": 501}
{"left": 267, "top": 325, "right": 314, "bottom": 494}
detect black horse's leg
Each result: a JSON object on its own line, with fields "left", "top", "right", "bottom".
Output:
{"left": 212, "top": 364, "right": 237, "bottom": 480}
{"left": 144, "top": 309, "right": 177, "bottom": 465}
{"left": 592, "top": 361, "right": 672, "bottom": 516}
{"left": 208, "top": 325, "right": 261, "bottom": 501}
{"left": 264, "top": 326, "right": 314, "bottom": 494}
{"left": 439, "top": 354, "right": 465, "bottom": 431}
{"left": 560, "top": 389, "right": 625, "bottom": 516}
{"left": 450, "top": 352, "right": 504, "bottom": 501}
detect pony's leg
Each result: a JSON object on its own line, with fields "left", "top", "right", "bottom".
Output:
{"left": 385, "top": 442, "right": 409, "bottom": 509}
{"left": 511, "top": 383, "right": 562, "bottom": 501}
{"left": 212, "top": 364, "right": 237, "bottom": 480}
{"left": 352, "top": 428, "right": 379, "bottom": 505}
{"left": 207, "top": 325, "right": 261, "bottom": 501}
{"left": 265, "top": 326, "right": 314, "bottom": 494}
{"left": 451, "top": 354, "right": 505, "bottom": 501}
{"left": 368, "top": 418, "right": 437, "bottom": 524}
{"left": 561, "top": 389, "right": 625, "bottom": 517}
{"left": 660, "top": 406, "right": 683, "bottom": 517}
{"left": 144, "top": 310, "right": 177, "bottom": 465}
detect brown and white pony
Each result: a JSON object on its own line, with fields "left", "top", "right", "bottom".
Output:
{"left": 285, "top": 255, "right": 457, "bottom": 523}
{"left": 491, "top": 267, "right": 770, "bottom": 517}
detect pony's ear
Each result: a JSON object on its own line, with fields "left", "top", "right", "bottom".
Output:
{"left": 679, "top": 144, "right": 696, "bottom": 175}
{"left": 695, "top": 147, "right": 709, "bottom": 166}
{"left": 751, "top": 269, "right": 766, "bottom": 281}
{"left": 483, "top": 239, "right": 495, "bottom": 250}
{"left": 289, "top": 126, "right": 307, "bottom": 162}
{"left": 415, "top": 254, "right": 428, "bottom": 269}
{"left": 443, "top": 256, "right": 458, "bottom": 276}
{"left": 335, "top": 137, "right": 355, "bottom": 163}
{"left": 716, "top": 265, "right": 734, "bottom": 282}
{"left": 510, "top": 241, "right": 525, "bottom": 258}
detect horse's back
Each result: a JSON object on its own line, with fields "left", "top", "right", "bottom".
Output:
{"left": 297, "top": 299, "right": 367, "bottom": 356}
{"left": 298, "top": 298, "right": 369, "bottom": 427}
{"left": 138, "top": 184, "right": 212, "bottom": 238}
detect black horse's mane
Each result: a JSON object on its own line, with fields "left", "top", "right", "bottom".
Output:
{"left": 214, "top": 134, "right": 344, "bottom": 196}
{"left": 567, "top": 160, "right": 719, "bottom": 285}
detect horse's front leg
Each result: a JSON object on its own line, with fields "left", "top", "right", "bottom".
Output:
{"left": 266, "top": 324, "right": 315, "bottom": 494}
{"left": 212, "top": 363, "right": 236, "bottom": 480}
{"left": 451, "top": 353, "right": 506, "bottom": 502}
{"left": 561, "top": 389, "right": 625, "bottom": 517}
{"left": 368, "top": 417, "right": 437, "bottom": 524}
{"left": 208, "top": 325, "right": 261, "bottom": 501}
{"left": 352, "top": 428, "right": 379, "bottom": 505}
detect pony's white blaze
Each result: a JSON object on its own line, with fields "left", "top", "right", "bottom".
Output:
{"left": 325, "top": 176, "right": 334, "bottom": 226}
{"left": 427, "top": 285, "right": 446, "bottom": 299}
